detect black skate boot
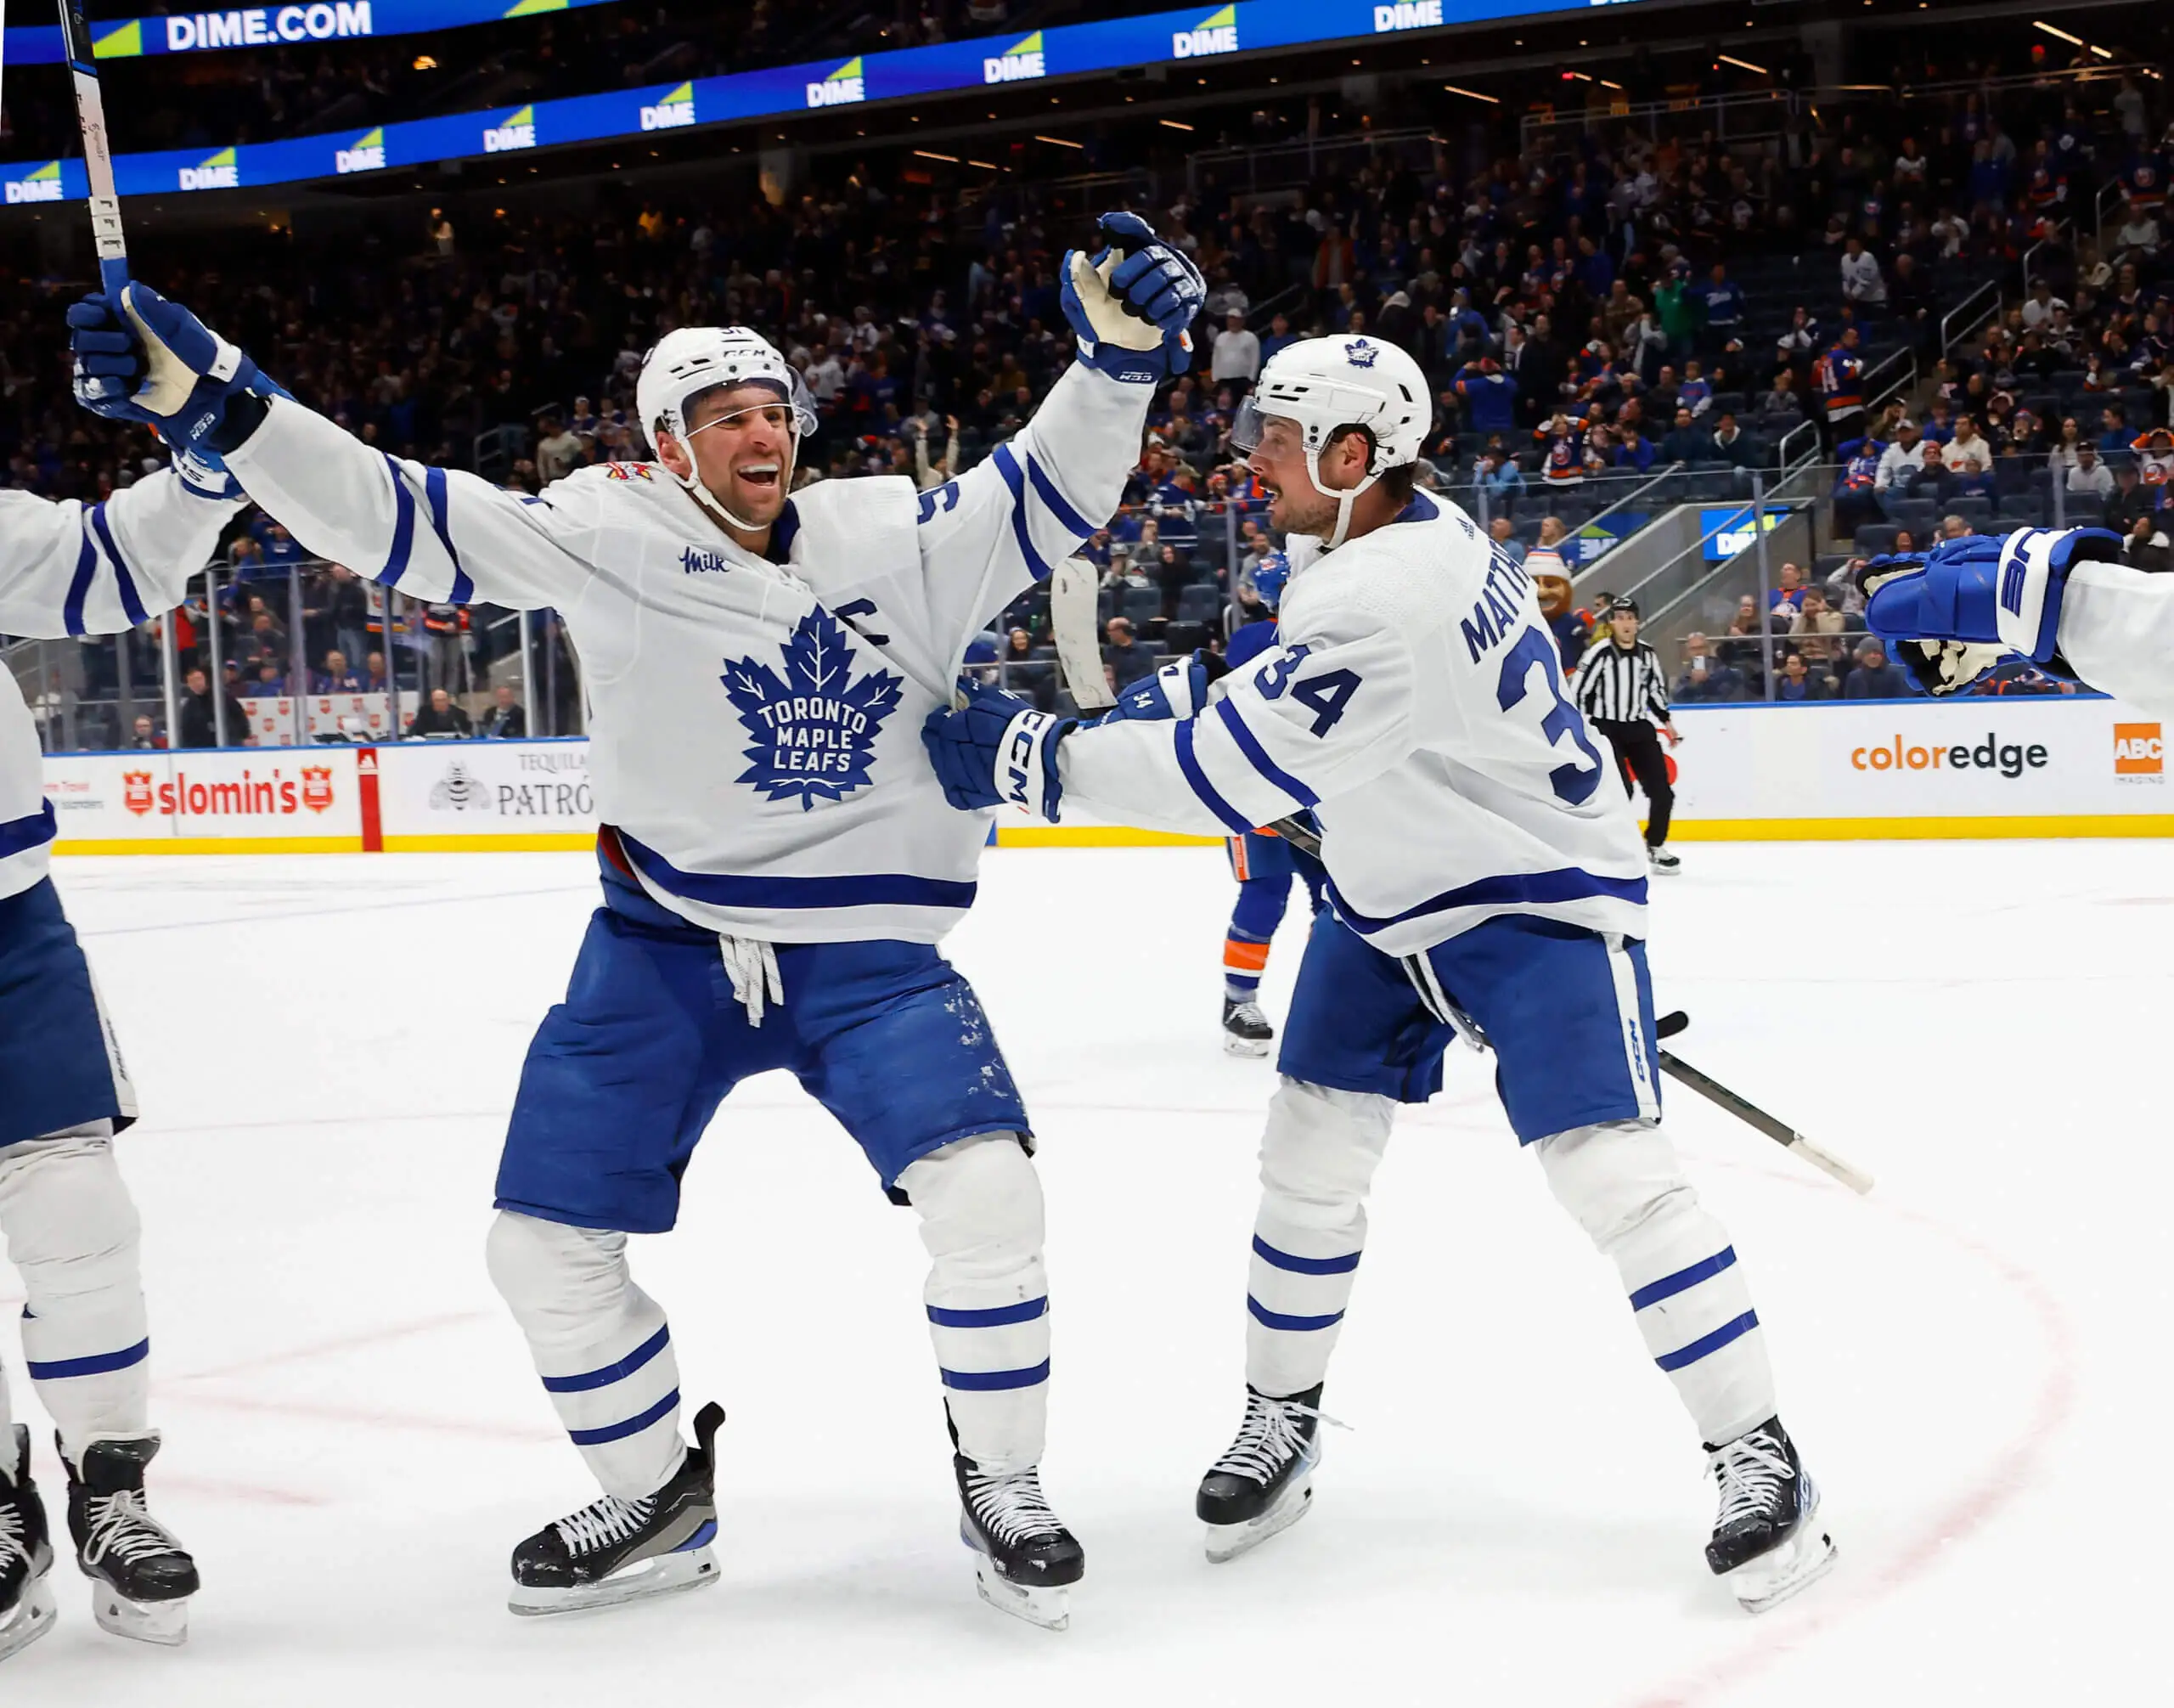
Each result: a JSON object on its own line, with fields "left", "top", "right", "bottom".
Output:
{"left": 955, "top": 1455, "right": 1084, "bottom": 1632}
{"left": 509, "top": 1401, "right": 725, "bottom": 1616}
{"left": 1197, "top": 1383, "right": 1335, "bottom": 1563}
{"left": 0, "top": 1427, "right": 56, "bottom": 1664}
{"left": 1222, "top": 997, "right": 1274, "bottom": 1057}
{"left": 1704, "top": 1416, "right": 1836, "bottom": 1613}
{"left": 61, "top": 1431, "right": 198, "bottom": 1646}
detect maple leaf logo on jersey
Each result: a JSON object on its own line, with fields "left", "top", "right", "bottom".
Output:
{"left": 1343, "top": 337, "right": 1378, "bottom": 369}
{"left": 720, "top": 607, "right": 903, "bottom": 809}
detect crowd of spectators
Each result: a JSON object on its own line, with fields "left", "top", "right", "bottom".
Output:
{"left": 6, "top": 35, "right": 2174, "bottom": 742}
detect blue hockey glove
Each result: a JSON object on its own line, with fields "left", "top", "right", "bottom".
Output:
{"left": 1060, "top": 211, "right": 1206, "bottom": 384}
{"left": 1857, "top": 527, "right": 2125, "bottom": 696}
{"left": 165, "top": 439, "right": 245, "bottom": 502}
{"left": 1249, "top": 550, "right": 1290, "bottom": 612}
{"left": 922, "top": 679, "right": 1076, "bottom": 820}
{"left": 69, "top": 284, "right": 285, "bottom": 457}
{"left": 1090, "top": 650, "right": 1227, "bottom": 725}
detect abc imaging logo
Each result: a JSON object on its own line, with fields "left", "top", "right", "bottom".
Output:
{"left": 2114, "top": 722, "right": 2164, "bottom": 784}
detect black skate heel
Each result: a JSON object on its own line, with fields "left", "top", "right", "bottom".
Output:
{"left": 508, "top": 1401, "right": 725, "bottom": 1617}
{"left": 1705, "top": 1416, "right": 1837, "bottom": 1614}
{"left": 0, "top": 1426, "right": 56, "bottom": 1664}
{"left": 1197, "top": 1384, "right": 1338, "bottom": 1563}
{"left": 955, "top": 1455, "right": 1083, "bottom": 1632}
{"left": 61, "top": 1430, "right": 197, "bottom": 1647}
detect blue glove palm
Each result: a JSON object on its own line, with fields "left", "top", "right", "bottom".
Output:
{"left": 69, "top": 284, "right": 283, "bottom": 458}
{"left": 922, "top": 680, "right": 1074, "bottom": 820}
{"left": 1060, "top": 211, "right": 1206, "bottom": 384}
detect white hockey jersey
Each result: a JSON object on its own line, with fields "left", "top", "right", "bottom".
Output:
{"left": 1059, "top": 491, "right": 1652, "bottom": 957}
{"left": 221, "top": 364, "right": 1146, "bottom": 942}
{"left": 2053, "top": 561, "right": 2174, "bottom": 717}
{"left": 1, "top": 477, "right": 244, "bottom": 902}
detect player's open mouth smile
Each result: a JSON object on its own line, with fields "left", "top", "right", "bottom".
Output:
{"left": 736, "top": 463, "right": 781, "bottom": 488}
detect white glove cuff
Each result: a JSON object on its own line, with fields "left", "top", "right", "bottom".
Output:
{"left": 996, "top": 707, "right": 1062, "bottom": 822}
{"left": 1993, "top": 528, "right": 2063, "bottom": 661}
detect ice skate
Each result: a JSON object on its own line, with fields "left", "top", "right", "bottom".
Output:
{"left": 955, "top": 1455, "right": 1082, "bottom": 1631}
{"left": 0, "top": 1427, "right": 56, "bottom": 1665}
{"left": 1705, "top": 1417, "right": 1836, "bottom": 1614}
{"left": 61, "top": 1431, "right": 197, "bottom": 1646}
{"left": 1197, "top": 1384, "right": 1335, "bottom": 1563}
{"left": 1223, "top": 997, "right": 1274, "bottom": 1057}
{"left": 508, "top": 1402, "right": 724, "bottom": 1616}
{"left": 1647, "top": 844, "right": 1681, "bottom": 875}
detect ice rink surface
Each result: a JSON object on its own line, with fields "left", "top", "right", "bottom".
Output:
{"left": 5, "top": 838, "right": 2167, "bottom": 1706}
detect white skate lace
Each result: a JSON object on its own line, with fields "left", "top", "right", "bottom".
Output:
{"left": 1211, "top": 1391, "right": 1344, "bottom": 1485}
{"left": 720, "top": 935, "right": 784, "bottom": 1027}
{"left": 1709, "top": 1430, "right": 1794, "bottom": 1530}
{"left": 0, "top": 1505, "right": 28, "bottom": 1571}
{"left": 966, "top": 1468, "right": 1064, "bottom": 1548}
{"left": 82, "top": 1491, "right": 180, "bottom": 1569}
{"left": 1229, "top": 1001, "right": 1269, "bottom": 1029}
{"left": 553, "top": 1492, "right": 657, "bottom": 1559}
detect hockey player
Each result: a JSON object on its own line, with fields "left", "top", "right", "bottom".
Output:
{"left": 68, "top": 214, "right": 1202, "bottom": 1631}
{"left": 925, "top": 335, "right": 1834, "bottom": 1614}
{"left": 1214, "top": 551, "right": 1326, "bottom": 1055}
{"left": 1853, "top": 524, "right": 2174, "bottom": 713}
{"left": 0, "top": 438, "right": 239, "bottom": 1659}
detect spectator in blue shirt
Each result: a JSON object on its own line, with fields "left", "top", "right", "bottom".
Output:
{"left": 1455, "top": 357, "right": 1519, "bottom": 437}
{"left": 1614, "top": 426, "right": 1655, "bottom": 474}
{"left": 2098, "top": 403, "right": 2132, "bottom": 453}
{"left": 1475, "top": 446, "right": 1528, "bottom": 512}
{"left": 1841, "top": 639, "right": 1911, "bottom": 698}
{"left": 1700, "top": 263, "right": 1747, "bottom": 352}
{"left": 1774, "top": 651, "right": 1835, "bottom": 701}
{"left": 1258, "top": 312, "right": 1298, "bottom": 366}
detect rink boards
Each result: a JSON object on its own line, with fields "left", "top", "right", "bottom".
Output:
{"left": 39, "top": 695, "right": 2174, "bottom": 854}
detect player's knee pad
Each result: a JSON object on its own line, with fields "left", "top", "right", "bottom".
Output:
{"left": 1257, "top": 1078, "right": 1395, "bottom": 1232}
{"left": 485, "top": 1209, "right": 636, "bottom": 1344}
{"left": 0, "top": 1128, "right": 143, "bottom": 1306}
{"left": 900, "top": 1135, "right": 1043, "bottom": 1278}
{"left": 1534, "top": 1120, "right": 1698, "bottom": 1253}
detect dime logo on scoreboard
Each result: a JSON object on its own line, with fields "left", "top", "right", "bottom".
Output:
{"left": 984, "top": 31, "right": 1045, "bottom": 83}
{"left": 807, "top": 57, "right": 866, "bottom": 108}
{"left": 4, "top": 162, "right": 65, "bottom": 205}
{"left": 1372, "top": 1, "right": 1445, "bottom": 31}
{"left": 483, "top": 105, "right": 538, "bottom": 152}
{"left": 640, "top": 82, "right": 696, "bottom": 130}
{"left": 178, "top": 147, "right": 240, "bottom": 192}
{"left": 2114, "top": 721, "right": 2163, "bottom": 782}
{"left": 335, "top": 127, "right": 386, "bottom": 174}
{"left": 1173, "top": 4, "right": 1239, "bottom": 59}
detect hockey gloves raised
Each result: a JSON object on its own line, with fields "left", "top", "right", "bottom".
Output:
{"left": 923, "top": 681, "right": 1075, "bottom": 820}
{"left": 1856, "top": 526, "right": 2126, "bottom": 696}
{"left": 69, "top": 284, "right": 285, "bottom": 461}
{"left": 1061, "top": 211, "right": 1206, "bottom": 385}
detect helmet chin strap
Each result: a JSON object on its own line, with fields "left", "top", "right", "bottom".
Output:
{"left": 669, "top": 422, "right": 800, "bottom": 537}
{"left": 1304, "top": 444, "right": 1380, "bottom": 550}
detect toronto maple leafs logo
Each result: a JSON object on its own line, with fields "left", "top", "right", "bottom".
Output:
{"left": 721, "top": 607, "right": 903, "bottom": 809}
{"left": 1344, "top": 337, "right": 1378, "bottom": 369}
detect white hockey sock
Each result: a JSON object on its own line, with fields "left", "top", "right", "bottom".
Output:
{"left": 898, "top": 1136, "right": 1049, "bottom": 1475}
{"left": 0, "top": 1125, "right": 151, "bottom": 1461}
{"left": 485, "top": 1211, "right": 685, "bottom": 1501}
{"left": 1535, "top": 1121, "right": 1776, "bottom": 1445}
{"left": 1246, "top": 1079, "right": 1394, "bottom": 1399}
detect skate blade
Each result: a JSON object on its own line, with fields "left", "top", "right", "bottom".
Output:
{"left": 1223, "top": 1034, "right": 1272, "bottom": 1058}
{"left": 508, "top": 1546, "right": 719, "bottom": 1617}
{"left": 1205, "top": 1472, "right": 1314, "bottom": 1564}
{"left": 972, "top": 1556, "right": 1070, "bottom": 1632}
{"left": 91, "top": 1585, "right": 189, "bottom": 1647}
{"left": 0, "top": 1569, "right": 58, "bottom": 1663}
{"left": 1726, "top": 1494, "right": 1838, "bottom": 1615}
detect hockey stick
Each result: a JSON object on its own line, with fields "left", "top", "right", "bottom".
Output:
{"left": 56, "top": 0, "right": 130, "bottom": 296}
{"left": 1653, "top": 1011, "right": 1874, "bottom": 1194}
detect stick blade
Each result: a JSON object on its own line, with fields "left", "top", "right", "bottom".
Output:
{"left": 1050, "top": 559, "right": 1114, "bottom": 712}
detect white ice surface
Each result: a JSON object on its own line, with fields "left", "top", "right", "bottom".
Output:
{"left": 3, "top": 840, "right": 2166, "bottom": 1706}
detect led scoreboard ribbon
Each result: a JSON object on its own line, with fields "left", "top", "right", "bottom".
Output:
{"left": 7, "top": 0, "right": 621, "bottom": 64}
{"left": 2, "top": 0, "right": 1623, "bottom": 203}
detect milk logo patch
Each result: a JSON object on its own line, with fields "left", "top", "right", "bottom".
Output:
{"left": 1344, "top": 337, "right": 1379, "bottom": 369}
{"left": 722, "top": 607, "right": 902, "bottom": 809}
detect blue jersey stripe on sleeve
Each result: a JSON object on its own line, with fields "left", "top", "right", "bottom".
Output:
{"left": 422, "top": 465, "right": 474, "bottom": 604}
{"left": 991, "top": 444, "right": 1052, "bottom": 582}
{"left": 87, "top": 503, "right": 149, "bottom": 627}
{"left": 61, "top": 522, "right": 99, "bottom": 637}
{"left": 0, "top": 803, "right": 58, "bottom": 860}
{"left": 1025, "top": 453, "right": 1094, "bottom": 538}
{"left": 1174, "top": 718, "right": 1257, "bottom": 836}
{"left": 1214, "top": 697, "right": 1320, "bottom": 808}
{"left": 376, "top": 453, "right": 417, "bottom": 587}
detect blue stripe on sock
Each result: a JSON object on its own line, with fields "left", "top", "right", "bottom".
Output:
{"left": 539, "top": 1323, "right": 671, "bottom": 1394}
{"left": 1629, "top": 1247, "right": 1738, "bottom": 1312}
{"left": 27, "top": 1337, "right": 149, "bottom": 1380}
{"left": 1252, "top": 1235, "right": 1360, "bottom": 1277}
{"left": 926, "top": 1298, "right": 1048, "bottom": 1329}
{"left": 1247, "top": 1296, "right": 1344, "bottom": 1333}
{"left": 566, "top": 1386, "right": 680, "bottom": 1446}
{"left": 939, "top": 1359, "right": 1050, "bottom": 1392}
{"left": 1654, "top": 1311, "right": 1760, "bottom": 1373}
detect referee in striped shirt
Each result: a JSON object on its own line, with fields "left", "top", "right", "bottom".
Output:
{"left": 1572, "top": 597, "right": 1682, "bottom": 873}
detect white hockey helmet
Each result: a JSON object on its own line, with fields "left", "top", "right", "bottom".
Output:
{"left": 636, "top": 325, "right": 818, "bottom": 531}
{"left": 1232, "top": 334, "right": 1430, "bottom": 546}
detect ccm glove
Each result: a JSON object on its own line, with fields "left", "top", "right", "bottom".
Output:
{"left": 922, "top": 679, "right": 1076, "bottom": 820}
{"left": 69, "top": 283, "right": 285, "bottom": 457}
{"left": 1857, "top": 527, "right": 2126, "bottom": 696}
{"left": 1061, "top": 211, "right": 1206, "bottom": 384}
{"left": 1091, "top": 650, "right": 1229, "bottom": 725}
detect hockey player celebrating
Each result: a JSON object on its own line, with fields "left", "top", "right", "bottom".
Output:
{"left": 70, "top": 214, "right": 1202, "bottom": 1630}
{"left": 1215, "top": 551, "right": 1326, "bottom": 1055}
{"left": 0, "top": 436, "right": 239, "bottom": 1659}
{"left": 925, "top": 335, "right": 1835, "bottom": 1614}
{"left": 1853, "top": 525, "right": 2174, "bottom": 713}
